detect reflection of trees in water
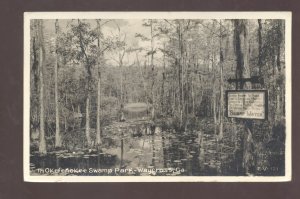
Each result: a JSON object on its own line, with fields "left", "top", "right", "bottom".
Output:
{"left": 151, "top": 133, "right": 155, "bottom": 167}
{"left": 31, "top": 121, "right": 285, "bottom": 176}
{"left": 120, "top": 134, "right": 124, "bottom": 169}
{"left": 30, "top": 126, "right": 219, "bottom": 176}
{"left": 161, "top": 132, "right": 167, "bottom": 168}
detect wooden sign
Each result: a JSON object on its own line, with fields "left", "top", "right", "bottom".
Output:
{"left": 226, "top": 90, "right": 268, "bottom": 120}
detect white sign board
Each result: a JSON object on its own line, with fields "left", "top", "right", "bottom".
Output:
{"left": 226, "top": 90, "right": 268, "bottom": 120}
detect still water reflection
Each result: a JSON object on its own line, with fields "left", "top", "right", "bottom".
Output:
{"left": 30, "top": 121, "right": 231, "bottom": 176}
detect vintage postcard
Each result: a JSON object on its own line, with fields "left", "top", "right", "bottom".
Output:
{"left": 24, "top": 12, "right": 292, "bottom": 182}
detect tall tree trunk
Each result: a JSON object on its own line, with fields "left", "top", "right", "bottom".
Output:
{"left": 185, "top": 56, "right": 189, "bottom": 119}
{"left": 64, "top": 115, "right": 67, "bottom": 132}
{"left": 38, "top": 20, "right": 46, "bottom": 154}
{"left": 191, "top": 74, "right": 195, "bottom": 116}
{"left": 212, "top": 53, "right": 217, "bottom": 135}
{"left": 120, "top": 132, "right": 124, "bottom": 168}
{"left": 32, "top": 24, "right": 39, "bottom": 96}
{"left": 233, "top": 19, "right": 254, "bottom": 175}
{"left": 77, "top": 19, "right": 92, "bottom": 147}
{"left": 234, "top": 20, "right": 251, "bottom": 90}
{"left": 85, "top": 74, "right": 92, "bottom": 147}
{"left": 96, "top": 71, "right": 101, "bottom": 145}
{"left": 31, "top": 22, "right": 39, "bottom": 141}
{"left": 161, "top": 44, "right": 166, "bottom": 115}
{"left": 275, "top": 20, "right": 283, "bottom": 122}
{"left": 178, "top": 21, "right": 184, "bottom": 128}
{"left": 258, "top": 19, "right": 263, "bottom": 77}
{"left": 120, "top": 63, "right": 125, "bottom": 121}
{"left": 219, "top": 20, "right": 224, "bottom": 140}
{"left": 85, "top": 92, "right": 91, "bottom": 146}
{"left": 96, "top": 20, "right": 102, "bottom": 146}
{"left": 64, "top": 94, "right": 68, "bottom": 132}
{"left": 120, "top": 65, "right": 123, "bottom": 103}
{"left": 150, "top": 20, "right": 155, "bottom": 120}
{"left": 54, "top": 19, "right": 62, "bottom": 148}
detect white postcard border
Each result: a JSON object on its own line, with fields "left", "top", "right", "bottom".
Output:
{"left": 24, "top": 11, "right": 292, "bottom": 182}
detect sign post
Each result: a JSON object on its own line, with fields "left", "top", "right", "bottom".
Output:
{"left": 226, "top": 76, "right": 267, "bottom": 175}
{"left": 226, "top": 90, "right": 268, "bottom": 120}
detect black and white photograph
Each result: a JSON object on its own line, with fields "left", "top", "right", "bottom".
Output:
{"left": 23, "top": 12, "right": 291, "bottom": 182}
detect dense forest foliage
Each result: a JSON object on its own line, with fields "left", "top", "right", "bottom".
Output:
{"left": 30, "top": 19, "right": 286, "bottom": 176}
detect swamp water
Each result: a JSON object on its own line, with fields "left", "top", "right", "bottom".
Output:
{"left": 30, "top": 119, "right": 235, "bottom": 176}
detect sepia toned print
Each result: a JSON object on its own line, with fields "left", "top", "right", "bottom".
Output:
{"left": 23, "top": 12, "right": 291, "bottom": 182}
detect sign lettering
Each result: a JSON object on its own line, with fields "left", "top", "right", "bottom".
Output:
{"left": 226, "top": 90, "right": 268, "bottom": 120}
